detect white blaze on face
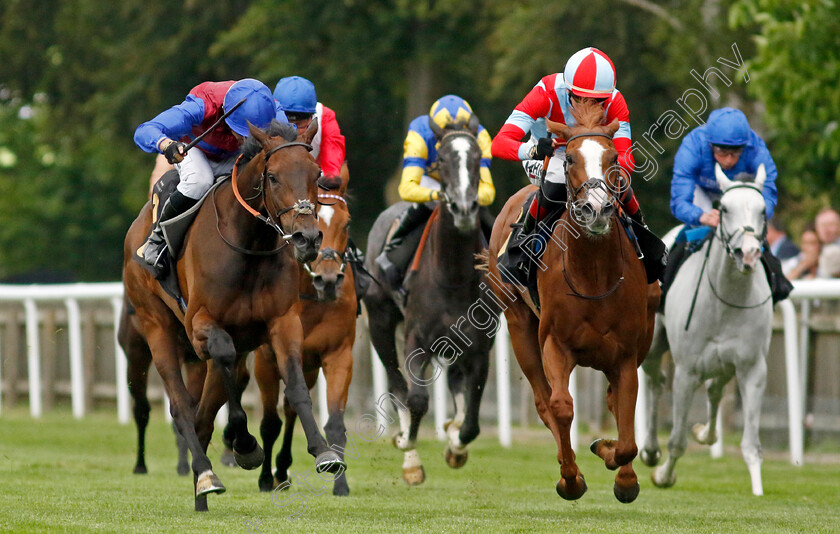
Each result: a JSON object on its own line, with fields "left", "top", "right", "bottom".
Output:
{"left": 450, "top": 136, "right": 473, "bottom": 199}
{"left": 319, "top": 205, "right": 335, "bottom": 227}
{"left": 579, "top": 139, "right": 609, "bottom": 211}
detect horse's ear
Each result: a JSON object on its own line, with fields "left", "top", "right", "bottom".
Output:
{"left": 429, "top": 117, "right": 446, "bottom": 140}
{"left": 299, "top": 118, "right": 319, "bottom": 145}
{"left": 467, "top": 113, "right": 480, "bottom": 135}
{"left": 753, "top": 163, "right": 766, "bottom": 190}
{"left": 248, "top": 122, "right": 269, "bottom": 146}
{"left": 545, "top": 118, "right": 572, "bottom": 140}
{"left": 715, "top": 163, "right": 734, "bottom": 192}
{"left": 603, "top": 118, "right": 620, "bottom": 138}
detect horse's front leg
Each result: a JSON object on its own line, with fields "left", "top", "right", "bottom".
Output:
{"left": 736, "top": 357, "right": 767, "bottom": 496}
{"left": 445, "top": 348, "right": 491, "bottom": 469}
{"left": 191, "top": 312, "right": 263, "bottom": 471}
{"left": 253, "top": 347, "right": 283, "bottom": 492}
{"left": 542, "top": 335, "right": 587, "bottom": 501}
{"left": 400, "top": 330, "right": 432, "bottom": 486}
{"left": 592, "top": 359, "right": 641, "bottom": 503}
{"left": 321, "top": 343, "right": 354, "bottom": 496}
{"left": 269, "top": 311, "right": 343, "bottom": 474}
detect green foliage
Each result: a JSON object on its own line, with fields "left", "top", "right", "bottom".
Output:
{"left": 732, "top": 0, "right": 840, "bottom": 216}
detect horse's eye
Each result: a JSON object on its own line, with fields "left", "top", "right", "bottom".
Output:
{"left": 267, "top": 173, "right": 277, "bottom": 183}
{"left": 565, "top": 155, "right": 573, "bottom": 165}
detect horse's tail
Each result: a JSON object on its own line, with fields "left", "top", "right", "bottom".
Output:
{"left": 475, "top": 248, "right": 490, "bottom": 272}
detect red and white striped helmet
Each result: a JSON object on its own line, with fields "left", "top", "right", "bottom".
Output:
{"left": 563, "top": 47, "right": 616, "bottom": 99}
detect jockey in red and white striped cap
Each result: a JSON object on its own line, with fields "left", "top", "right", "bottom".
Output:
{"left": 493, "top": 47, "right": 659, "bottom": 286}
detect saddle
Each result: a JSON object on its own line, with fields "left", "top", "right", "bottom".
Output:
{"left": 141, "top": 171, "right": 229, "bottom": 311}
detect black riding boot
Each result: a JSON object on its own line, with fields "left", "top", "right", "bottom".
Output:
{"left": 658, "top": 240, "right": 688, "bottom": 311}
{"left": 375, "top": 202, "right": 433, "bottom": 291}
{"left": 761, "top": 244, "right": 794, "bottom": 304}
{"left": 140, "top": 190, "right": 197, "bottom": 279}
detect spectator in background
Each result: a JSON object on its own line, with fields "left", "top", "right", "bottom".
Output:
{"left": 786, "top": 224, "right": 821, "bottom": 279}
{"left": 767, "top": 218, "right": 800, "bottom": 261}
{"left": 817, "top": 244, "right": 840, "bottom": 278}
{"left": 814, "top": 207, "right": 840, "bottom": 246}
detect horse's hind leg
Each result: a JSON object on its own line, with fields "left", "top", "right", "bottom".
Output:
{"left": 736, "top": 359, "right": 767, "bottom": 496}
{"left": 652, "top": 364, "right": 700, "bottom": 489}
{"left": 592, "top": 360, "right": 641, "bottom": 503}
{"left": 220, "top": 356, "right": 249, "bottom": 468}
{"left": 693, "top": 375, "right": 730, "bottom": 445}
{"left": 122, "top": 320, "right": 152, "bottom": 475}
{"left": 177, "top": 359, "right": 207, "bottom": 475}
{"left": 322, "top": 344, "right": 354, "bottom": 496}
{"left": 640, "top": 315, "right": 667, "bottom": 466}
{"left": 254, "top": 347, "right": 283, "bottom": 492}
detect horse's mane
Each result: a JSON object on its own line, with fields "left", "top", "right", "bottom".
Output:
{"left": 238, "top": 120, "right": 299, "bottom": 166}
{"left": 568, "top": 99, "right": 607, "bottom": 130}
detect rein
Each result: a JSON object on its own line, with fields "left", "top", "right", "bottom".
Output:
{"left": 218, "top": 141, "right": 315, "bottom": 256}
{"left": 560, "top": 213, "right": 626, "bottom": 300}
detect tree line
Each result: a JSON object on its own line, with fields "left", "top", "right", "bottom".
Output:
{"left": 0, "top": 0, "right": 836, "bottom": 281}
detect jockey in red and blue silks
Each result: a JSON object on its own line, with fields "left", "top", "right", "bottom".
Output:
{"left": 661, "top": 107, "right": 790, "bottom": 305}
{"left": 671, "top": 107, "right": 778, "bottom": 228}
{"left": 133, "top": 78, "right": 278, "bottom": 277}
{"left": 273, "top": 76, "right": 347, "bottom": 181}
{"left": 492, "top": 47, "right": 657, "bottom": 286}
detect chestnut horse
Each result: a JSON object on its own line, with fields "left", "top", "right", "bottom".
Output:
{"left": 364, "top": 117, "right": 495, "bottom": 485}
{"left": 122, "top": 120, "right": 344, "bottom": 511}
{"left": 253, "top": 173, "right": 356, "bottom": 496}
{"left": 486, "top": 101, "right": 658, "bottom": 503}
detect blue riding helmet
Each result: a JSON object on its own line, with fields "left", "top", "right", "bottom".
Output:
{"left": 706, "top": 107, "right": 750, "bottom": 147}
{"left": 429, "top": 95, "right": 473, "bottom": 129}
{"left": 223, "top": 79, "right": 276, "bottom": 137}
{"left": 274, "top": 76, "right": 317, "bottom": 114}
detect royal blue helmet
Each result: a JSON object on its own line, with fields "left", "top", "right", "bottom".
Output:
{"left": 274, "top": 76, "right": 317, "bottom": 115}
{"left": 223, "top": 79, "right": 276, "bottom": 137}
{"left": 429, "top": 95, "right": 474, "bottom": 129}
{"left": 706, "top": 107, "right": 750, "bottom": 147}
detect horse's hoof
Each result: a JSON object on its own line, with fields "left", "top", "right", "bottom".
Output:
{"left": 234, "top": 443, "right": 265, "bottom": 471}
{"left": 315, "top": 450, "right": 346, "bottom": 475}
{"left": 614, "top": 481, "right": 641, "bottom": 503}
{"left": 220, "top": 447, "right": 238, "bottom": 468}
{"left": 133, "top": 464, "right": 147, "bottom": 475}
{"left": 333, "top": 479, "right": 350, "bottom": 496}
{"left": 402, "top": 465, "right": 426, "bottom": 486}
{"left": 651, "top": 466, "right": 676, "bottom": 489}
{"left": 195, "top": 469, "right": 226, "bottom": 497}
{"left": 274, "top": 477, "right": 291, "bottom": 490}
{"left": 692, "top": 423, "right": 715, "bottom": 445}
{"left": 639, "top": 448, "right": 661, "bottom": 467}
{"left": 444, "top": 446, "right": 468, "bottom": 468}
{"left": 555, "top": 474, "right": 587, "bottom": 500}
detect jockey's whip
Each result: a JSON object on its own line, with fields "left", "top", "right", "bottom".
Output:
{"left": 535, "top": 154, "right": 551, "bottom": 228}
{"left": 183, "top": 97, "right": 247, "bottom": 152}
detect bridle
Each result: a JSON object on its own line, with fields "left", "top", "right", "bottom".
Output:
{"left": 436, "top": 129, "right": 480, "bottom": 211}
{"left": 563, "top": 132, "right": 619, "bottom": 227}
{"left": 716, "top": 183, "right": 767, "bottom": 260}
{"left": 219, "top": 141, "right": 316, "bottom": 255}
{"left": 303, "top": 193, "right": 349, "bottom": 279}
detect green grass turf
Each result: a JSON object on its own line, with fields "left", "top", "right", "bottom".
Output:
{"left": 0, "top": 407, "right": 838, "bottom": 533}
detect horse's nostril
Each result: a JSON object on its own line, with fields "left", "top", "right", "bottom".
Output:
{"left": 312, "top": 275, "right": 325, "bottom": 290}
{"left": 291, "top": 232, "right": 307, "bottom": 249}
{"left": 336, "top": 273, "right": 345, "bottom": 287}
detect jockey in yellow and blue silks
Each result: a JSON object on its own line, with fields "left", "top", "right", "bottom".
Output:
{"left": 375, "top": 95, "right": 496, "bottom": 290}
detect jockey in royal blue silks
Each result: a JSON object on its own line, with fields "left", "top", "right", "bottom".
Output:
{"left": 661, "top": 107, "right": 792, "bottom": 304}
{"left": 133, "top": 78, "right": 279, "bottom": 278}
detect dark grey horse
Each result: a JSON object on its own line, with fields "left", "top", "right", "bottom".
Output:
{"left": 363, "top": 120, "right": 498, "bottom": 485}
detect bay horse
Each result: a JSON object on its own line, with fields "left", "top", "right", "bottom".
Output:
{"left": 122, "top": 120, "right": 344, "bottom": 511}
{"left": 253, "top": 173, "right": 356, "bottom": 496}
{"left": 641, "top": 164, "right": 772, "bottom": 496}
{"left": 485, "top": 100, "right": 657, "bottom": 502}
{"left": 364, "top": 116, "right": 495, "bottom": 485}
